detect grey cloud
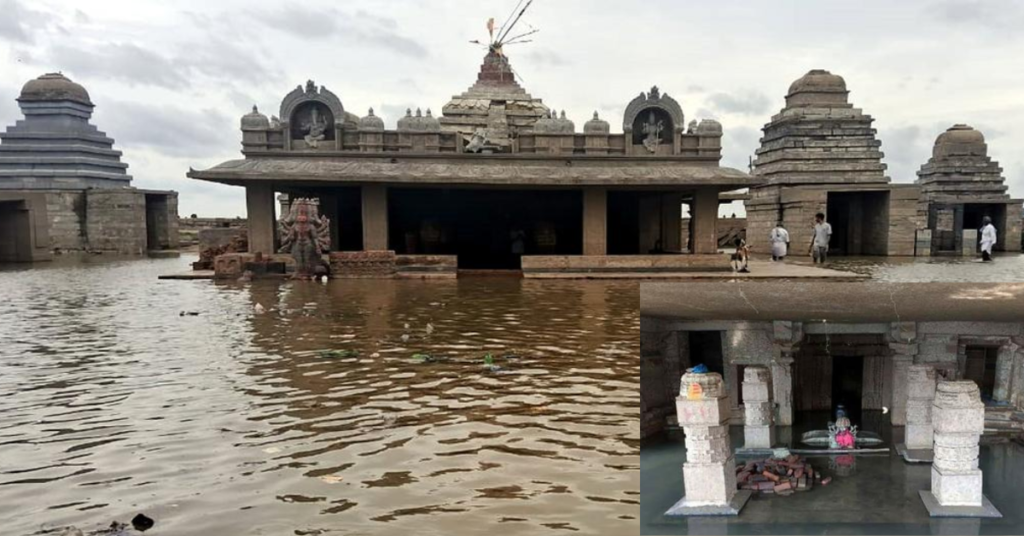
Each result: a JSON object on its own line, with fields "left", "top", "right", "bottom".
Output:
{"left": 878, "top": 124, "right": 931, "bottom": 183}
{"left": 380, "top": 104, "right": 418, "bottom": 129}
{"left": 929, "top": 0, "right": 1024, "bottom": 31}
{"left": 523, "top": 48, "right": 568, "bottom": 67}
{"left": 49, "top": 43, "right": 190, "bottom": 89}
{"left": 706, "top": 90, "right": 772, "bottom": 116}
{"left": 247, "top": 7, "right": 428, "bottom": 59}
{"left": 0, "top": 0, "right": 55, "bottom": 44}
{"left": 722, "top": 126, "right": 761, "bottom": 172}
{"left": 94, "top": 100, "right": 236, "bottom": 159}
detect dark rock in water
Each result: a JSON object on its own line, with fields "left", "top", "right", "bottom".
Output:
{"left": 131, "top": 514, "right": 155, "bottom": 532}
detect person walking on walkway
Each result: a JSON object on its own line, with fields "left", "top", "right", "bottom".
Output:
{"left": 980, "top": 216, "right": 997, "bottom": 262}
{"left": 808, "top": 212, "right": 832, "bottom": 264}
{"left": 769, "top": 222, "right": 790, "bottom": 261}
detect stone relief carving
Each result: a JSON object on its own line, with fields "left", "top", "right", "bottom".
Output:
{"left": 303, "top": 107, "right": 328, "bottom": 147}
{"left": 279, "top": 79, "right": 345, "bottom": 134}
{"left": 622, "top": 85, "right": 685, "bottom": 137}
{"left": 278, "top": 197, "right": 331, "bottom": 279}
{"left": 641, "top": 111, "right": 664, "bottom": 153}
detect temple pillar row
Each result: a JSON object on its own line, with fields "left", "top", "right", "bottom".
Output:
{"left": 771, "top": 354, "right": 795, "bottom": 426}
{"left": 362, "top": 185, "right": 388, "bottom": 250}
{"left": 246, "top": 184, "right": 276, "bottom": 255}
{"left": 583, "top": 188, "right": 607, "bottom": 256}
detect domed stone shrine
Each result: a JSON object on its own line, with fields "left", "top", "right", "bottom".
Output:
{"left": 916, "top": 124, "right": 1022, "bottom": 254}
{"left": 190, "top": 50, "right": 756, "bottom": 276}
{"left": 0, "top": 73, "right": 179, "bottom": 261}
{"left": 747, "top": 69, "right": 1021, "bottom": 257}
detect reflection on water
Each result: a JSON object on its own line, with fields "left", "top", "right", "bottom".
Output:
{"left": 827, "top": 254, "right": 1024, "bottom": 283}
{"left": 0, "top": 257, "right": 639, "bottom": 535}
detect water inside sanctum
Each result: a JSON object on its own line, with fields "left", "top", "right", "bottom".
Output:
{"left": 0, "top": 256, "right": 639, "bottom": 535}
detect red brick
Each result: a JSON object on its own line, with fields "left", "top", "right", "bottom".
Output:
{"left": 774, "top": 481, "right": 792, "bottom": 492}
{"left": 794, "top": 468, "right": 804, "bottom": 479}
{"left": 763, "top": 471, "right": 780, "bottom": 482}
{"left": 821, "top": 477, "right": 832, "bottom": 486}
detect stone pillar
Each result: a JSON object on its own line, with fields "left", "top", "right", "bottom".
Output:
{"left": 920, "top": 381, "right": 1000, "bottom": 517}
{"left": 582, "top": 188, "right": 607, "bottom": 256}
{"left": 905, "top": 365, "right": 937, "bottom": 450}
{"left": 362, "top": 185, "right": 388, "bottom": 251}
{"left": 962, "top": 229, "right": 978, "bottom": 257}
{"left": 666, "top": 372, "right": 750, "bottom": 516}
{"left": 690, "top": 187, "right": 718, "bottom": 255}
{"left": 661, "top": 192, "right": 683, "bottom": 252}
{"left": 770, "top": 355, "right": 795, "bottom": 426}
{"left": 246, "top": 184, "right": 276, "bottom": 255}
{"left": 742, "top": 366, "right": 775, "bottom": 448}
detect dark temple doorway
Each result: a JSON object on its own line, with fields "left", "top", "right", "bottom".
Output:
{"left": 794, "top": 334, "right": 889, "bottom": 434}
{"left": 687, "top": 331, "right": 724, "bottom": 376}
{"left": 826, "top": 191, "right": 889, "bottom": 256}
{"left": 388, "top": 188, "right": 582, "bottom": 270}
{"left": 0, "top": 200, "right": 31, "bottom": 262}
{"left": 964, "top": 345, "right": 999, "bottom": 402}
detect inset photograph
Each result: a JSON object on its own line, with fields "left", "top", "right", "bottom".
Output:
{"left": 641, "top": 283, "right": 1024, "bottom": 535}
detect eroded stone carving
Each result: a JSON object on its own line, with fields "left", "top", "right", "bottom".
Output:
{"left": 278, "top": 198, "right": 331, "bottom": 279}
{"left": 303, "top": 107, "right": 328, "bottom": 148}
{"left": 742, "top": 366, "right": 775, "bottom": 448}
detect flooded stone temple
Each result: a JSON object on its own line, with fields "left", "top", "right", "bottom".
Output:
{"left": 0, "top": 73, "right": 179, "bottom": 262}
{"left": 188, "top": 48, "right": 758, "bottom": 275}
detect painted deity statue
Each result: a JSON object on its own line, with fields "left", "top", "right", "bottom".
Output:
{"left": 828, "top": 405, "right": 858, "bottom": 449}
{"left": 278, "top": 198, "right": 331, "bottom": 279}
{"left": 304, "top": 107, "right": 328, "bottom": 148}
{"left": 641, "top": 110, "right": 664, "bottom": 153}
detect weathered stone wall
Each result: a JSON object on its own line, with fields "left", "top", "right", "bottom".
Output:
{"left": 85, "top": 189, "right": 147, "bottom": 254}
{"left": 43, "top": 191, "right": 87, "bottom": 251}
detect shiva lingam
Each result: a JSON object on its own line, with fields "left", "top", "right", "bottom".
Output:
{"left": 800, "top": 405, "right": 884, "bottom": 449}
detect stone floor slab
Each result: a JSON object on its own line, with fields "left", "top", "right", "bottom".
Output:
{"left": 664, "top": 490, "right": 753, "bottom": 517}
{"left": 918, "top": 490, "right": 1002, "bottom": 518}
{"left": 896, "top": 443, "right": 934, "bottom": 463}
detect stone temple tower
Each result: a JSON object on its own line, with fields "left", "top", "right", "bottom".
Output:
{"left": 746, "top": 70, "right": 923, "bottom": 256}
{"left": 0, "top": 73, "right": 133, "bottom": 189}
{"left": 916, "top": 124, "right": 1022, "bottom": 254}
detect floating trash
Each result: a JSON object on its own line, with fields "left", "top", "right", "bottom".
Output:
{"left": 317, "top": 349, "right": 359, "bottom": 359}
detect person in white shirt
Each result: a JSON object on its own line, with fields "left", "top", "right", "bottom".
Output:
{"left": 980, "top": 216, "right": 997, "bottom": 262}
{"left": 769, "top": 222, "right": 790, "bottom": 261}
{"left": 808, "top": 212, "right": 832, "bottom": 264}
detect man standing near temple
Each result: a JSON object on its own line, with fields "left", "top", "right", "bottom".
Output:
{"left": 769, "top": 222, "right": 790, "bottom": 262}
{"left": 980, "top": 215, "right": 997, "bottom": 262}
{"left": 808, "top": 212, "right": 832, "bottom": 264}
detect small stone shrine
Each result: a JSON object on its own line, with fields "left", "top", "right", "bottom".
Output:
{"left": 666, "top": 372, "right": 752, "bottom": 516}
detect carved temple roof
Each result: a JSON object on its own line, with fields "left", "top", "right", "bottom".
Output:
{"left": 188, "top": 156, "right": 757, "bottom": 189}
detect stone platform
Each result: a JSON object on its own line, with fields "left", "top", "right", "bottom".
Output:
{"left": 919, "top": 490, "right": 1002, "bottom": 518}
{"left": 523, "top": 257, "right": 864, "bottom": 280}
{"left": 664, "top": 490, "right": 752, "bottom": 517}
{"left": 896, "top": 443, "right": 934, "bottom": 463}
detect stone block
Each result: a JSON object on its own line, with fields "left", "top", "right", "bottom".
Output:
{"left": 676, "top": 393, "right": 730, "bottom": 426}
{"left": 744, "top": 402, "right": 774, "bottom": 425}
{"left": 683, "top": 425, "right": 731, "bottom": 463}
{"left": 932, "top": 467, "right": 983, "bottom": 507}
{"left": 933, "top": 406, "right": 984, "bottom": 435}
{"left": 934, "top": 443, "right": 979, "bottom": 472}
{"left": 742, "top": 382, "right": 772, "bottom": 402}
{"left": 906, "top": 399, "right": 934, "bottom": 423}
{"left": 744, "top": 425, "right": 775, "bottom": 449}
{"left": 683, "top": 460, "right": 737, "bottom": 504}
{"left": 680, "top": 372, "right": 726, "bottom": 399}
{"left": 906, "top": 424, "right": 934, "bottom": 450}
{"left": 329, "top": 250, "right": 397, "bottom": 278}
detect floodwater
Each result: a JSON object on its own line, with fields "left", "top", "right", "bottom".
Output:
{"left": 642, "top": 425, "right": 1024, "bottom": 535}
{"left": 826, "top": 254, "right": 1024, "bottom": 283}
{"left": 0, "top": 256, "right": 639, "bottom": 536}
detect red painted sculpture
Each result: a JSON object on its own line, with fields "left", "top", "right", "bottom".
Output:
{"left": 278, "top": 198, "right": 331, "bottom": 279}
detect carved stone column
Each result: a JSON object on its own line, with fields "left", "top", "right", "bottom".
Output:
{"left": 743, "top": 366, "right": 775, "bottom": 448}
{"left": 666, "top": 372, "right": 751, "bottom": 516}
{"left": 898, "top": 365, "right": 937, "bottom": 462}
{"left": 919, "top": 381, "right": 1001, "bottom": 517}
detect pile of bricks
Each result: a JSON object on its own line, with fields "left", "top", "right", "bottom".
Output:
{"left": 735, "top": 454, "right": 826, "bottom": 496}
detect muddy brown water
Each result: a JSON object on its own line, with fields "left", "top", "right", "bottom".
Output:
{"left": 0, "top": 257, "right": 639, "bottom": 535}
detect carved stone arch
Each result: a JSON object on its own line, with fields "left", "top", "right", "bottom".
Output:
{"left": 622, "top": 86, "right": 685, "bottom": 134}
{"left": 279, "top": 80, "right": 346, "bottom": 128}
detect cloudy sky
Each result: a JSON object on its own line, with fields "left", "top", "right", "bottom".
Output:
{"left": 2, "top": 0, "right": 1023, "bottom": 217}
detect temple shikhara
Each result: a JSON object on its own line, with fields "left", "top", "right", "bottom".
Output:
{"left": 188, "top": 47, "right": 758, "bottom": 276}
